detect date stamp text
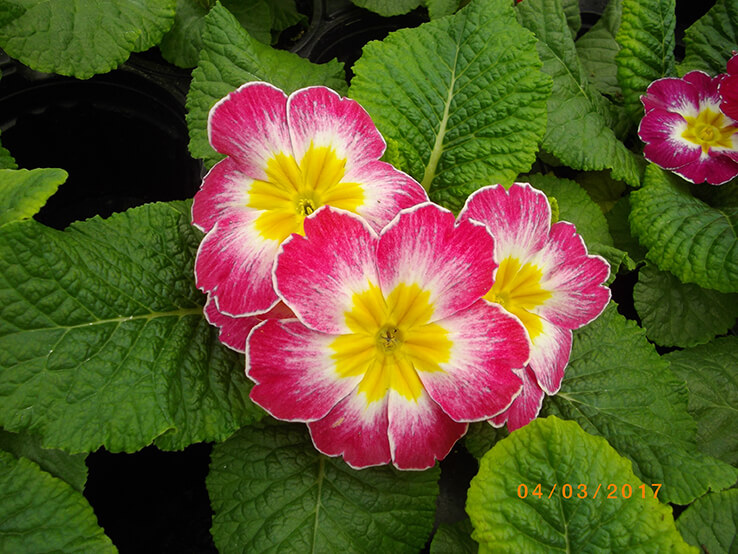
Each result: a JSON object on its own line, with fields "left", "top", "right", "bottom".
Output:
{"left": 516, "top": 483, "right": 662, "bottom": 500}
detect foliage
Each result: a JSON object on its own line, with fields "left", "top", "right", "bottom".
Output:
{"left": 0, "top": 0, "right": 736, "bottom": 551}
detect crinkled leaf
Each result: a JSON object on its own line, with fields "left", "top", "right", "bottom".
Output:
{"left": 543, "top": 304, "right": 738, "bottom": 504}
{"left": 630, "top": 165, "right": 738, "bottom": 293}
{"left": 270, "top": 0, "right": 306, "bottom": 31}
{"left": 561, "top": 0, "right": 581, "bottom": 38}
{"left": 430, "top": 519, "right": 478, "bottom": 554}
{"left": 677, "top": 489, "right": 738, "bottom": 554}
{"left": 0, "top": 0, "right": 176, "bottom": 79}
{"left": 350, "top": 0, "right": 422, "bottom": 16}
{"left": 680, "top": 0, "right": 738, "bottom": 75}
{"left": 159, "top": 0, "right": 212, "bottom": 68}
{"left": 576, "top": 0, "right": 622, "bottom": 97}
{"left": 350, "top": 0, "right": 551, "bottom": 211}
{"left": 0, "top": 168, "right": 67, "bottom": 227}
{"left": 186, "top": 2, "right": 347, "bottom": 168}
{"left": 0, "top": 428, "right": 87, "bottom": 493}
{"left": 576, "top": 170, "right": 627, "bottom": 213}
{"left": 207, "top": 422, "right": 439, "bottom": 553}
{"left": 615, "top": 0, "right": 676, "bottom": 121}
{"left": 425, "top": 0, "right": 459, "bottom": 19}
{"left": 0, "top": 450, "right": 115, "bottom": 552}
{"left": 0, "top": 201, "right": 261, "bottom": 453}
{"left": 223, "top": 0, "right": 275, "bottom": 45}
{"left": 467, "top": 417, "right": 695, "bottom": 553}
{"left": 588, "top": 243, "right": 634, "bottom": 282}
{"left": 634, "top": 264, "right": 738, "bottom": 348}
{"left": 606, "top": 194, "right": 649, "bottom": 262}
{"left": 464, "top": 422, "right": 508, "bottom": 460}
{"left": 665, "top": 337, "right": 738, "bottom": 467}
{"left": 0, "top": 136, "right": 15, "bottom": 170}
{"left": 527, "top": 173, "right": 614, "bottom": 247}
{"left": 517, "top": 0, "right": 642, "bottom": 186}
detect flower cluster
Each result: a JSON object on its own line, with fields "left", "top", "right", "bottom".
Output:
{"left": 193, "top": 82, "right": 610, "bottom": 469}
{"left": 639, "top": 54, "right": 738, "bottom": 185}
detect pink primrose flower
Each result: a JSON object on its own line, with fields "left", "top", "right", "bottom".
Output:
{"left": 719, "top": 52, "right": 738, "bottom": 121}
{"left": 639, "top": 71, "right": 738, "bottom": 185}
{"left": 193, "top": 82, "right": 428, "bottom": 318}
{"left": 458, "top": 183, "right": 610, "bottom": 431}
{"left": 246, "top": 203, "right": 530, "bottom": 470}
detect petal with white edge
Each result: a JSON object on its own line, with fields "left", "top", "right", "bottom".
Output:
{"left": 208, "top": 82, "right": 292, "bottom": 180}
{"left": 195, "top": 214, "right": 281, "bottom": 316}
{"left": 415, "top": 300, "right": 528, "bottom": 422}
{"left": 489, "top": 366, "right": 545, "bottom": 432}
{"left": 377, "top": 203, "right": 497, "bottom": 321}
{"left": 247, "top": 319, "right": 361, "bottom": 422}
{"left": 274, "top": 206, "right": 380, "bottom": 334}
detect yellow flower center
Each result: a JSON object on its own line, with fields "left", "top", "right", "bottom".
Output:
{"left": 484, "top": 257, "right": 551, "bottom": 339}
{"left": 247, "top": 144, "right": 364, "bottom": 241}
{"left": 681, "top": 108, "right": 737, "bottom": 154}
{"left": 331, "top": 282, "right": 450, "bottom": 404}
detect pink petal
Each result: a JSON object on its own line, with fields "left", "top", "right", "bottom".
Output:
{"left": 417, "top": 301, "right": 528, "bottom": 421}
{"left": 247, "top": 319, "right": 361, "bottom": 421}
{"left": 727, "top": 52, "right": 738, "bottom": 75}
{"left": 720, "top": 74, "right": 738, "bottom": 121}
{"left": 534, "top": 222, "right": 611, "bottom": 330}
{"left": 528, "top": 322, "right": 572, "bottom": 395}
{"left": 683, "top": 71, "right": 724, "bottom": 107}
{"left": 204, "top": 296, "right": 294, "bottom": 352}
{"left": 286, "top": 86, "right": 386, "bottom": 175}
{"left": 308, "top": 392, "right": 392, "bottom": 469}
{"left": 639, "top": 110, "right": 702, "bottom": 169}
{"left": 346, "top": 160, "right": 428, "bottom": 232}
{"left": 274, "top": 206, "right": 380, "bottom": 334}
{"left": 673, "top": 152, "right": 738, "bottom": 185}
{"left": 208, "top": 82, "right": 292, "bottom": 179}
{"left": 377, "top": 203, "right": 497, "bottom": 321}
{"left": 641, "top": 75, "right": 701, "bottom": 116}
{"left": 387, "top": 389, "right": 468, "bottom": 470}
{"left": 195, "top": 214, "right": 280, "bottom": 316}
{"left": 458, "top": 183, "right": 552, "bottom": 263}
{"left": 192, "top": 157, "right": 253, "bottom": 233}
{"left": 489, "top": 366, "right": 545, "bottom": 432}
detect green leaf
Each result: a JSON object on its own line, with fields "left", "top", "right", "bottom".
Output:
{"left": 467, "top": 417, "right": 696, "bottom": 553}
{"left": 561, "top": 0, "right": 581, "bottom": 38}
{"left": 0, "top": 137, "right": 16, "bottom": 170}
{"left": 186, "top": 2, "right": 347, "bottom": 168}
{"left": 615, "top": 0, "right": 676, "bottom": 121}
{"left": 0, "top": 201, "right": 261, "bottom": 453}
{"left": 517, "top": 0, "right": 643, "bottom": 187}
{"left": 527, "top": 173, "right": 614, "bottom": 248}
{"left": 0, "top": 168, "right": 67, "bottom": 227}
{"left": 665, "top": 337, "right": 738, "bottom": 467}
{"left": 576, "top": 170, "right": 628, "bottom": 213}
{"left": 223, "top": 0, "right": 275, "bottom": 45}
{"left": 270, "top": 0, "right": 306, "bottom": 31}
{"left": 0, "top": 0, "right": 176, "bottom": 79}
{"left": 606, "top": 194, "right": 648, "bottom": 262}
{"left": 0, "top": 450, "right": 115, "bottom": 552}
{"left": 630, "top": 165, "right": 738, "bottom": 293}
{"left": 430, "top": 519, "right": 478, "bottom": 554}
{"left": 680, "top": 0, "right": 738, "bottom": 75}
{"left": 543, "top": 304, "right": 738, "bottom": 504}
{"left": 425, "top": 0, "right": 460, "bottom": 19}
{"left": 576, "top": 0, "right": 622, "bottom": 97}
{"left": 464, "top": 422, "right": 507, "bottom": 460}
{"left": 350, "top": 0, "right": 551, "bottom": 211}
{"left": 159, "top": 0, "right": 212, "bottom": 68}
{"left": 350, "top": 0, "right": 422, "bottom": 16}
{"left": 0, "top": 428, "right": 87, "bottom": 493}
{"left": 207, "top": 421, "right": 439, "bottom": 553}
{"left": 634, "top": 264, "right": 738, "bottom": 348}
{"left": 677, "top": 489, "right": 738, "bottom": 554}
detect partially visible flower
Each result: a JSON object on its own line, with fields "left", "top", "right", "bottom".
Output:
{"left": 193, "top": 82, "right": 427, "bottom": 318}
{"left": 458, "top": 184, "right": 610, "bottom": 431}
{"left": 246, "top": 204, "right": 530, "bottom": 470}
{"left": 639, "top": 71, "right": 738, "bottom": 185}
{"left": 204, "top": 295, "right": 294, "bottom": 353}
{"left": 719, "top": 52, "right": 738, "bottom": 120}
